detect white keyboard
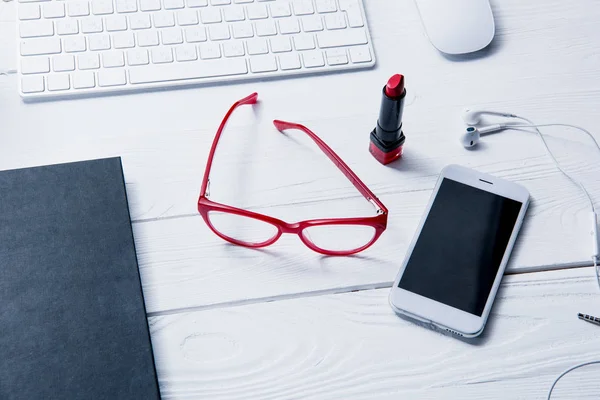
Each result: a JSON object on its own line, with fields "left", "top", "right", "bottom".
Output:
{"left": 16, "top": 0, "right": 375, "bottom": 99}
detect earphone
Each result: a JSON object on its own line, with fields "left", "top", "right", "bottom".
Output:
{"left": 459, "top": 108, "right": 600, "bottom": 399}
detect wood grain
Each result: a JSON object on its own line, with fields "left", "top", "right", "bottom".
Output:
{"left": 2, "top": 0, "right": 600, "bottom": 397}
{"left": 2, "top": 0, "right": 600, "bottom": 313}
{"left": 135, "top": 182, "right": 597, "bottom": 314}
{"left": 149, "top": 267, "right": 600, "bottom": 399}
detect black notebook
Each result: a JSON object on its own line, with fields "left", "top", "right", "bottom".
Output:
{"left": 0, "top": 158, "right": 161, "bottom": 400}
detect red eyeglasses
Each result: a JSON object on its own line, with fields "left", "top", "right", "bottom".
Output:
{"left": 197, "top": 92, "right": 388, "bottom": 256}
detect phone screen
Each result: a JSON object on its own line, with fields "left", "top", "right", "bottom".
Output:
{"left": 398, "top": 178, "right": 524, "bottom": 316}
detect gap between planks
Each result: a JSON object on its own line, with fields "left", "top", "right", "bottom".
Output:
{"left": 146, "top": 262, "right": 597, "bottom": 318}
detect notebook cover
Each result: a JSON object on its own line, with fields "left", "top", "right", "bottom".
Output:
{"left": 0, "top": 157, "right": 161, "bottom": 399}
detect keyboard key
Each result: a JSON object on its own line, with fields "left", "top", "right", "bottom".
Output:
{"left": 184, "top": 26, "right": 207, "bottom": 42}
{"left": 129, "top": 14, "right": 152, "bottom": 29}
{"left": 222, "top": 40, "right": 244, "bottom": 57}
{"left": 324, "top": 13, "right": 346, "bottom": 30}
{"left": 223, "top": 5, "right": 244, "bottom": 21}
{"left": 137, "top": 30, "right": 160, "bottom": 46}
{"left": 246, "top": 38, "right": 267, "bottom": 54}
{"left": 232, "top": 22, "right": 253, "bottom": 38}
{"left": 21, "top": 56, "right": 50, "bottom": 74}
{"left": 301, "top": 15, "right": 323, "bottom": 32}
{"left": 200, "top": 8, "right": 221, "bottom": 23}
{"left": 211, "top": 0, "right": 230, "bottom": 4}
{"left": 161, "top": 28, "right": 183, "bottom": 44}
{"left": 127, "top": 48, "right": 149, "bottom": 65}
{"left": 293, "top": 33, "right": 314, "bottom": 50}
{"left": 78, "top": 53, "right": 100, "bottom": 69}
{"left": 129, "top": 57, "right": 247, "bottom": 84}
{"left": 249, "top": 54, "right": 276, "bottom": 72}
{"left": 154, "top": 11, "right": 176, "bottom": 27}
{"left": 269, "top": 36, "right": 291, "bottom": 52}
{"left": 269, "top": 2, "right": 290, "bottom": 17}
{"left": 198, "top": 42, "right": 220, "bottom": 59}
{"left": 246, "top": 4, "right": 267, "bottom": 19}
{"left": 20, "top": 20, "right": 54, "bottom": 38}
{"left": 325, "top": 48, "right": 347, "bottom": 65}
{"left": 102, "top": 50, "right": 125, "bottom": 67}
{"left": 315, "top": 0, "right": 336, "bottom": 13}
{"left": 98, "top": 69, "right": 127, "bottom": 86}
{"left": 106, "top": 15, "right": 128, "bottom": 31}
{"left": 278, "top": 52, "right": 300, "bottom": 70}
{"left": 43, "top": 3, "right": 65, "bottom": 18}
{"left": 316, "top": 29, "right": 366, "bottom": 48}
{"left": 292, "top": 0, "right": 313, "bottom": 15}
{"left": 21, "top": 37, "right": 61, "bottom": 55}
{"left": 278, "top": 17, "right": 300, "bottom": 34}
{"left": 81, "top": 17, "right": 103, "bottom": 33}
{"left": 140, "top": 0, "right": 161, "bottom": 11}
{"left": 151, "top": 47, "right": 174, "bottom": 63}
{"left": 56, "top": 19, "right": 79, "bottom": 35}
{"left": 209, "top": 25, "right": 230, "bottom": 40}
{"left": 63, "top": 36, "right": 86, "bottom": 52}
{"left": 348, "top": 45, "right": 371, "bottom": 63}
{"left": 68, "top": 1, "right": 90, "bottom": 17}
{"left": 302, "top": 50, "right": 324, "bottom": 67}
{"left": 88, "top": 34, "right": 111, "bottom": 50}
{"left": 234, "top": 0, "right": 252, "bottom": 3}
{"left": 255, "top": 20, "right": 276, "bottom": 36}
{"left": 186, "top": 0, "right": 208, "bottom": 7}
{"left": 164, "top": 0, "right": 185, "bottom": 9}
{"left": 21, "top": 75, "right": 45, "bottom": 93}
{"left": 177, "top": 9, "right": 199, "bottom": 25}
{"left": 175, "top": 44, "right": 198, "bottom": 61}
{"left": 19, "top": 4, "right": 41, "bottom": 20}
{"left": 72, "top": 71, "right": 96, "bottom": 88}
{"left": 47, "top": 74, "right": 70, "bottom": 91}
{"left": 112, "top": 32, "right": 135, "bottom": 48}
{"left": 116, "top": 0, "right": 138, "bottom": 13}
{"left": 92, "top": 0, "right": 114, "bottom": 15}
{"left": 339, "top": 0, "right": 363, "bottom": 27}
{"left": 53, "top": 55, "right": 75, "bottom": 71}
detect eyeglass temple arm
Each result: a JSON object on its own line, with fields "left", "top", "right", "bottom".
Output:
{"left": 273, "top": 120, "right": 388, "bottom": 215}
{"left": 200, "top": 92, "right": 258, "bottom": 197}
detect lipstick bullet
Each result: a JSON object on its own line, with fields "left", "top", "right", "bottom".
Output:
{"left": 369, "top": 74, "right": 407, "bottom": 165}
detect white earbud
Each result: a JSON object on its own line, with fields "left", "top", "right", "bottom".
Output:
{"left": 460, "top": 127, "right": 480, "bottom": 148}
{"left": 460, "top": 108, "right": 516, "bottom": 148}
{"left": 462, "top": 109, "right": 518, "bottom": 126}
{"left": 460, "top": 124, "right": 504, "bottom": 148}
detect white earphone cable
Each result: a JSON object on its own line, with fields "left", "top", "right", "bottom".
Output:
{"left": 503, "top": 118, "right": 597, "bottom": 214}
{"left": 546, "top": 360, "right": 600, "bottom": 399}
{"left": 496, "top": 118, "right": 600, "bottom": 399}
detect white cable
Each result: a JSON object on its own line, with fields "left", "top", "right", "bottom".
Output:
{"left": 503, "top": 118, "right": 597, "bottom": 214}
{"left": 547, "top": 360, "right": 600, "bottom": 399}
{"left": 500, "top": 118, "right": 600, "bottom": 291}
{"left": 595, "top": 257, "right": 600, "bottom": 293}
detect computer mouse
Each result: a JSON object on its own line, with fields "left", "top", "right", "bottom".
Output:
{"left": 414, "top": 0, "right": 495, "bottom": 55}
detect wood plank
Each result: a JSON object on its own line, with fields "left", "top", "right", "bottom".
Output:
{"left": 149, "top": 267, "right": 600, "bottom": 399}
{"left": 135, "top": 179, "right": 598, "bottom": 313}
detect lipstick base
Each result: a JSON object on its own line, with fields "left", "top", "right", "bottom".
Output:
{"left": 369, "top": 128, "right": 405, "bottom": 165}
{"left": 369, "top": 141, "right": 404, "bottom": 165}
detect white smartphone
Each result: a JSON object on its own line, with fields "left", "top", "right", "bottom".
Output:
{"left": 389, "top": 164, "right": 530, "bottom": 338}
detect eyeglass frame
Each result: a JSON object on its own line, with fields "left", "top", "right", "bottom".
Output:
{"left": 197, "top": 92, "right": 388, "bottom": 256}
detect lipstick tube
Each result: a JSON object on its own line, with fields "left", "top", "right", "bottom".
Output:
{"left": 369, "top": 74, "right": 406, "bottom": 165}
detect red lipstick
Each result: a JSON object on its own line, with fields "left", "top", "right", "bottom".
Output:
{"left": 369, "top": 74, "right": 407, "bottom": 165}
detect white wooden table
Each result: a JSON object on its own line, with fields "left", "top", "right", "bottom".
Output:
{"left": 2, "top": 0, "right": 600, "bottom": 398}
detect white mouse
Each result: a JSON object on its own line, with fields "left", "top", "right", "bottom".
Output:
{"left": 414, "top": 0, "right": 495, "bottom": 55}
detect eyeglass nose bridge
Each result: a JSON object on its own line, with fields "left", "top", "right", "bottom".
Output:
{"left": 279, "top": 222, "right": 303, "bottom": 235}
